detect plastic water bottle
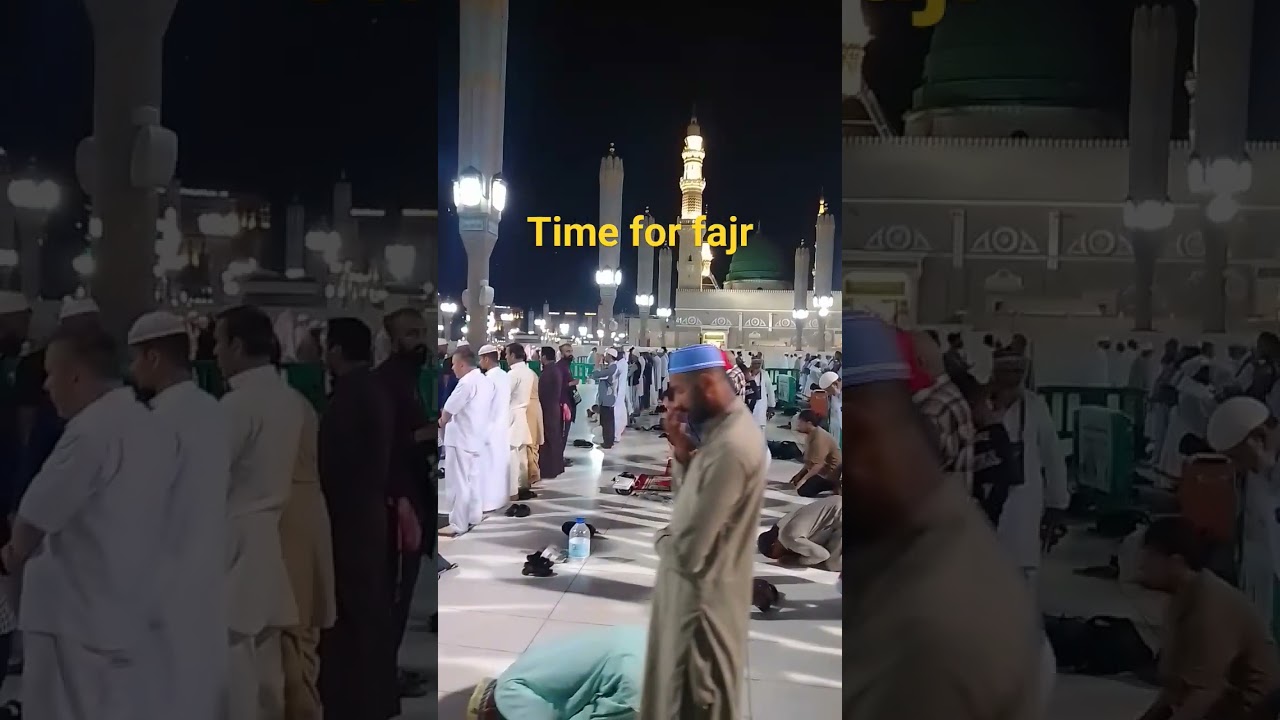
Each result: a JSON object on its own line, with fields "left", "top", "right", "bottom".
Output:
{"left": 568, "top": 518, "right": 591, "bottom": 560}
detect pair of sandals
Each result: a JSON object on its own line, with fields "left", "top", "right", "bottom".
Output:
{"left": 504, "top": 504, "right": 531, "bottom": 518}
{"left": 523, "top": 547, "right": 564, "bottom": 577}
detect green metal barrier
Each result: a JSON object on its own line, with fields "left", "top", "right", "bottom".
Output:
{"left": 775, "top": 375, "right": 798, "bottom": 410}
{"left": 1037, "top": 386, "right": 1147, "bottom": 461}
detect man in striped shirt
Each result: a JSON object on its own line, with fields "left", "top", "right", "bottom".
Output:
{"left": 912, "top": 332, "right": 976, "bottom": 493}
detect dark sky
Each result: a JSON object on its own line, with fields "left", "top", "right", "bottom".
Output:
{"left": 1, "top": 0, "right": 437, "bottom": 274}
{"left": 437, "top": 1, "right": 842, "bottom": 313}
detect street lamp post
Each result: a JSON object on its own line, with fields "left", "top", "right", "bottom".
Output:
{"left": 655, "top": 246, "right": 673, "bottom": 347}
{"left": 813, "top": 199, "right": 835, "bottom": 351}
{"left": 78, "top": 0, "right": 180, "bottom": 339}
{"left": 7, "top": 176, "right": 61, "bottom": 300}
{"left": 456, "top": 0, "right": 510, "bottom": 351}
{"left": 792, "top": 245, "right": 811, "bottom": 350}
{"left": 440, "top": 301, "right": 458, "bottom": 340}
{"left": 635, "top": 210, "right": 656, "bottom": 345}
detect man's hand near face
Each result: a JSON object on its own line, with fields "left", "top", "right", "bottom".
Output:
{"left": 662, "top": 410, "right": 695, "bottom": 465}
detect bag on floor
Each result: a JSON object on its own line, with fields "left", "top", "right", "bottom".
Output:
{"left": 768, "top": 440, "right": 803, "bottom": 461}
{"left": 1043, "top": 614, "right": 1154, "bottom": 676}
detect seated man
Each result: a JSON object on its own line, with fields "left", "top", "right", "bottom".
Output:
{"left": 1135, "top": 517, "right": 1280, "bottom": 720}
{"left": 468, "top": 625, "right": 645, "bottom": 720}
{"left": 788, "top": 409, "right": 841, "bottom": 497}
{"left": 758, "top": 495, "right": 842, "bottom": 572}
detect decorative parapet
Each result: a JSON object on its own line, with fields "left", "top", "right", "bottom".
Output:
{"left": 843, "top": 135, "right": 1280, "bottom": 152}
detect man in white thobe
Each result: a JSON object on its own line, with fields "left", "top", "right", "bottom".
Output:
{"left": 747, "top": 358, "right": 775, "bottom": 472}
{"left": 610, "top": 348, "right": 628, "bottom": 442}
{"left": 4, "top": 329, "right": 178, "bottom": 720}
{"left": 440, "top": 345, "right": 494, "bottom": 537}
{"left": 989, "top": 351, "right": 1070, "bottom": 587}
{"left": 215, "top": 306, "right": 304, "bottom": 720}
{"left": 505, "top": 343, "right": 538, "bottom": 499}
{"left": 478, "top": 345, "right": 511, "bottom": 512}
{"left": 128, "top": 312, "right": 230, "bottom": 720}
{"left": 653, "top": 348, "right": 669, "bottom": 396}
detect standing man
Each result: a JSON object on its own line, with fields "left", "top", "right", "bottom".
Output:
{"left": 593, "top": 349, "right": 619, "bottom": 449}
{"left": 557, "top": 343, "right": 577, "bottom": 462}
{"left": 913, "top": 332, "right": 976, "bottom": 493}
{"left": 478, "top": 345, "right": 512, "bottom": 512}
{"left": 746, "top": 357, "right": 774, "bottom": 456}
{"left": 440, "top": 345, "right": 493, "bottom": 537}
{"left": 989, "top": 349, "right": 1070, "bottom": 587}
{"left": 319, "top": 318, "right": 399, "bottom": 720}
{"left": 279, "top": 379, "right": 335, "bottom": 720}
{"left": 373, "top": 309, "right": 431, "bottom": 697}
{"left": 610, "top": 348, "right": 628, "bottom": 443}
{"left": 506, "top": 344, "right": 539, "bottom": 501}
{"left": 842, "top": 314, "right": 1047, "bottom": 717}
{"left": 127, "top": 312, "right": 230, "bottom": 720}
{"left": 641, "top": 344, "right": 766, "bottom": 720}
{"left": 4, "top": 330, "right": 178, "bottom": 720}
{"left": 215, "top": 305, "right": 304, "bottom": 720}
{"left": 654, "top": 347, "right": 669, "bottom": 397}
{"left": 537, "top": 346, "right": 566, "bottom": 477}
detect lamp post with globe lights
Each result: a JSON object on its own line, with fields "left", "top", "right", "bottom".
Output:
{"left": 439, "top": 301, "right": 458, "bottom": 340}
{"left": 1185, "top": 0, "right": 1253, "bottom": 333}
{"left": 634, "top": 209, "right": 656, "bottom": 345}
{"left": 792, "top": 244, "right": 811, "bottom": 350}
{"left": 76, "top": 0, "right": 180, "bottom": 338}
{"left": 655, "top": 246, "right": 673, "bottom": 347}
{"left": 813, "top": 198, "right": 835, "bottom": 351}
{"left": 7, "top": 175, "right": 61, "bottom": 300}
{"left": 454, "top": 0, "right": 510, "bottom": 350}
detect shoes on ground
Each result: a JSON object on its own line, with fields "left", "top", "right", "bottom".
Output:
{"left": 398, "top": 668, "right": 430, "bottom": 698}
{"left": 517, "top": 488, "right": 537, "bottom": 501}
{"left": 504, "top": 504, "right": 531, "bottom": 518}
{"left": 523, "top": 554, "right": 555, "bottom": 577}
{"left": 561, "top": 521, "right": 599, "bottom": 537}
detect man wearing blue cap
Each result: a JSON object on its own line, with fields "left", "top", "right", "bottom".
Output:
{"left": 841, "top": 314, "right": 1047, "bottom": 720}
{"left": 640, "top": 344, "right": 765, "bottom": 720}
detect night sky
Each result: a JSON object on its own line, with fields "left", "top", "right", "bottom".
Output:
{"left": 1, "top": 0, "right": 437, "bottom": 276}
{"left": 436, "top": 1, "right": 842, "bottom": 313}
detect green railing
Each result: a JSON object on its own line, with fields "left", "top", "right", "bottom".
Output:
{"left": 1037, "top": 386, "right": 1147, "bottom": 461}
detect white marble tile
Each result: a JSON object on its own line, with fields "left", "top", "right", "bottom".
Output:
{"left": 749, "top": 678, "right": 841, "bottom": 717}
{"left": 436, "top": 610, "right": 547, "bottom": 654}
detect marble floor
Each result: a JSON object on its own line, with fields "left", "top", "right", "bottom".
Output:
{"left": 435, "top": 412, "right": 841, "bottom": 718}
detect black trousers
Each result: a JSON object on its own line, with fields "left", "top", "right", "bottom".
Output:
{"left": 390, "top": 504, "right": 424, "bottom": 656}
{"left": 600, "top": 405, "right": 615, "bottom": 448}
{"left": 797, "top": 475, "right": 836, "bottom": 498}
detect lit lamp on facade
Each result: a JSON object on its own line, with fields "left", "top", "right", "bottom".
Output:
{"left": 384, "top": 243, "right": 416, "bottom": 283}
{"left": 558, "top": 322, "right": 570, "bottom": 337}
{"left": 595, "top": 268, "right": 622, "bottom": 287}
{"left": 1187, "top": 154, "right": 1251, "bottom": 225}
{"left": 6, "top": 178, "right": 61, "bottom": 212}
{"left": 72, "top": 251, "right": 95, "bottom": 277}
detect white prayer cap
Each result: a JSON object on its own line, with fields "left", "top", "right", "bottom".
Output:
{"left": 1207, "top": 396, "right": 1271, "bottom": 452}
{"left": 605, "top": 347, "right": 619, "bottom": 358}
{"left": 454, "top": 340, "right": 469, "bottom": 348}
{"left": 819, "top": 371, "right": 839, "bottom": 389}
{"left": 437, "top": 337, "right": 448, "bottom": 347}
{"left": 1140, "top": 342, "right": 1154, "bottom": 351}
{"left": 59, "top": 296, "right": 100, "bottom": 320}
{"left": 478, "top": 344, "right": 499, "bottom": 355}
{"left": 127, "top": 311, "right": 187, "bottom": 345}
{"left": 0, "top": 291, "right": 28, "bottom": 315}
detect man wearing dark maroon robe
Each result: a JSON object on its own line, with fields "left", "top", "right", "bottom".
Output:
{"left": 537, "top": 346, "right": 565, "bottom": 478}
{"left": 318, "top": 318, "right": 398, "bottom": 720}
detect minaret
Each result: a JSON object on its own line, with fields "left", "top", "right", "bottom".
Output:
{"left": 842, "top": 0, "right": 892, "bottom": 137}
{"left": 597, "top": 144, "right": 624, "bottom": 336}
{"left": 676, "top": 112, "right": 707, "bottom": 290}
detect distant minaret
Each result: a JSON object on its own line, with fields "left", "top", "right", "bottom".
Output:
{"left": 597, "top": 144, "right": 624, "bottom": 335}
{"left": 842, "top": 0, "right": 893, "bottom": 137}
{"left": 676, "top": 111, "right": 708, "bottom": 290}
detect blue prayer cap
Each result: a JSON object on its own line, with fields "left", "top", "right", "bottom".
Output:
{"left": 668, "top": 344, "right": 725, "bottom": 375}
{"left": 842, "top": 313, "right": 909, "bottom": 387}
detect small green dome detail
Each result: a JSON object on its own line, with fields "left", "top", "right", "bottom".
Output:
{"left": 911, "top": 0, "right": 1130, "bottom": 112}
{"left": 725, "top": 232, "right": 786, "bottom": 283}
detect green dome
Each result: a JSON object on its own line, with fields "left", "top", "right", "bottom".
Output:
{"left": 725, "top": 232, "right": 786, "bottom": 284}
{"left": 911, "top": 0, "right": 1129, "bottom": 112}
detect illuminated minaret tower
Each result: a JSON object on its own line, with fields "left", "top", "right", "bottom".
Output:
{"left": 676, "top": 112, "right": 709, "bottom": 290}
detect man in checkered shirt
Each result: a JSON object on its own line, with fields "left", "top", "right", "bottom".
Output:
{"left": 911, "top": 332, "right": 976, "bottom": 492}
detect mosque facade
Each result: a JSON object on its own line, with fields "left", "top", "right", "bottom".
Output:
{"left": 617, "top": 117, "right": 842, "bottom": 351}
{"left": 841, "top": 0, "right": 1280, "bottom": 329}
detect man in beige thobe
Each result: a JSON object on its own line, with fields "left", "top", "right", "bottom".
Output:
{"left": 280, "top": 393, "right": 336, "bottom": 720}
{"left": 641, "top": 344, "right": 765, "bottom": 720}
{"left": 505, "top": 343, "right": 539, "bottom": 498}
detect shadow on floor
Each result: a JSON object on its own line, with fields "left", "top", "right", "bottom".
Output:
{"left": 756, "top": 596, "right": 842, "bottom": 622}
{"left": 438, "top": 687, "right": 475, "bottom": 718}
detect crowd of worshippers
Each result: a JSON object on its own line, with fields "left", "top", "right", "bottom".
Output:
{"left": 435, "top": 341, "right": 581, "bottom": 535}
{"left": 0, "top": 291, "right": 434, "bottom": 720}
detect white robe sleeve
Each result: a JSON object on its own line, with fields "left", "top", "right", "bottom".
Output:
{"left": 1032, "top": 394, "right": 1070, "bottom": 511}
{"left": 19, "top": 427, "right": 109, "bottom": 533}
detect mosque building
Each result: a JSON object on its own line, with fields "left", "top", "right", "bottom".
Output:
{"left": 842, "top": 0, "right": 1280, "bottom": 330}
{"left": 613, "top": 115, "right": 842, "bottom": 351}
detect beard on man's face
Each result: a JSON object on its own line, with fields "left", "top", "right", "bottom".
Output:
{"left": 398, "top": 342, "right": 429, "bottom": 366}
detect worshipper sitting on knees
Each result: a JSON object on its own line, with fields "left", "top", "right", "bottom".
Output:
{"left": 468, "top": 625, "right": 646, "bottom": 720}
{"left": 843, "top": 314, "right": 1047, "bottom": 720}
{"left": 787, "top": 409, "right": 842, "bottom": 497}
{"left": 1133, "top": 516, "right": 1280, "bottom": 720}
{"left": 758, "top": 494, "right": 842, "bottom": 571}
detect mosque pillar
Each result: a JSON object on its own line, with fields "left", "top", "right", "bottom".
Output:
{"left": 947, "top": 209, "right": 967, "bottom": 315}
{"left": 1190, "top": 0, "right": 1253, "bottom": 333}
{"left": 814, "top": 200, "right": 834, "bottom": 353}
{"left": 79, "top": 0, "right": 177, "bottom": 339}
{"left": 792, "top": 246, "right": 810, "bottom": 351}
{"left": 596, "top": 147, "right": 624, "bottom": 338}
{"left": 1125, "top": 3, "right": 1177, "bottom": 331}
{"left": 456, "top": 0, "right": 508, "bottom": 350}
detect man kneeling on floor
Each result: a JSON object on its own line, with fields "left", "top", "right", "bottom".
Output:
{"left": 467, "top": 625, "right": 645, "bottom": 719}
{"left": 1134, "top": 516, "right": 1280, "bottom": 720}
{"left": 788, "top": 410, "right": 842, "bottom": 497}
{"left": 758, "top": 495, "right": 842, "bottom": 571}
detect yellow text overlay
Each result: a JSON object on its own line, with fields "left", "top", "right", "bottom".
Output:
{"left": 527, "top": 215, "right": 752, "bottom": 255}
